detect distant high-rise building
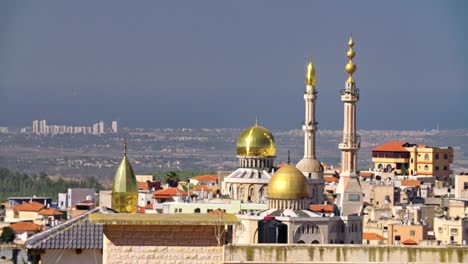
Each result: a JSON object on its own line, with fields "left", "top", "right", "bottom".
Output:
{"left": 32, "top": 120, "right": 39, "bottom": 134}
{"left": 98, "top": 121, "right": 105, "bottom": 134}
{"left": 111, "top": 121, "right": 118, "bottom": 134}
{"left": 39, "top": 120, "right": 47, "bottom": 134}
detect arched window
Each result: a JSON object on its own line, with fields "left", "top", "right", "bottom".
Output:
{"left": 424, "top": 165, "right": 429, "bottom": 171}
{"left": 311, "top": 240, "right": 320, "bottom": 244}
{"left": 194, "top": 208, "right": 201, "bottom": 213}
{"left": 424, "top": 154, "right": 429, "bottom": 160}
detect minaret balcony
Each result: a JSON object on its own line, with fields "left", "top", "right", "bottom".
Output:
{"left": 303, "top": 93, "right": 316, "bottom": 100}
{"left": 343, "top": 132, "right": 361, "bottom": 144}
{"left": 302, "top": 125, "right": 315, "bottom": 131}
{"left": 339, "top": 142, "right": 360, "bottom": 150}
{"left": 340, "top": 87, "right": 359, "bottom": 98}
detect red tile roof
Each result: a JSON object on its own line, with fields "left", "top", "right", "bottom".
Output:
{"left": 372, "top": 141, "right": 409, "bottom": 152}
{"left": 363, "top": 232, "right": 386, "bottom": 241}
{"left": 360, "top": 171, "right": 374, "bottom": 177}
{"left": 402, "top": 239, "right": 418, "bottom": 245}
{"left": 10, "top": 222, "right": 42, "bottom": 232}
{"left": 137, "top": 181, "right": 160, "bottom": 191}
{"left": 144, "top": 203, "right": 154, "bottom": 209}
{"left": 10, "top": 201, "right": 45, "bottom": 212}
{"left": 401, "top": 180, "right": 421, "bottom": 187}
{"left": 324, "top": 176, "right": 339, "bottom": 183}
{"left": 191, "top": 174, "right": 218, "bottom": 182}
{"left": 309, "top": 204, "right": 334, "bottom": 213}
{"left": 153, "top": 188, "right": 187, "bottom": 199}
{"left": 39, "top": 208, "right": 63, "bottom": 216}
{"left": 136, "top": 208, "right": 145, "bottom": 214}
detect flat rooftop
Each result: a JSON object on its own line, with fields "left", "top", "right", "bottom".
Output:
{"left": 89, "top": 213, "right": 239, "bottom": 225}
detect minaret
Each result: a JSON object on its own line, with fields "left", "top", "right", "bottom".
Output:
{"left": 111, "top": 141, "right": 138, "bottom": 213}
{"left": 296, "top": 58, "right": 324, "bottom": 204}
{"left": 335, "top": 35, "right": 363, "bottom": 216}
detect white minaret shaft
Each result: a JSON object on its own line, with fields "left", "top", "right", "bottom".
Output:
{"left": 303, "top": 83, "right": 317, "bottom": 159}
{"left": 336, "top": 35, "right": 363, "bottom": 216}
{"left": 339, "top": 36, "right": 360, "bottom": 177}
{"left": 296, "top": 60, "right": 324, "bottom": 204}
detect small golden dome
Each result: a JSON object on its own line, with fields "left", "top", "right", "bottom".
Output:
{"left": 305, "top": 59, "right": 316, "bottom": 86}
{"left": 348, "top": 36, "right": 354, "bottom": 47}
{"left": 267, "top": 165, "right": 310, "bottom": 199}
{"left": 345, "top": 61, "right": 357, "bottom": 75}
{"left": 346, "top": 48, "right": 355, "bottom": 59}
{"left": 236, "top": 123, "right": 276, "bottom": 157}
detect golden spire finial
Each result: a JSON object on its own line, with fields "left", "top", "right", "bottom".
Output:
{"left": 305, "top": 57, "right": 316, "bottom": 86}
{"left": 345, "top": 34, "right": 357, "bottom": 83}
{"left": 255, "top": 116, "right": 258, "bottom": 126}
{"left": 123, "top": 138, "right": 127, "bottom": 155}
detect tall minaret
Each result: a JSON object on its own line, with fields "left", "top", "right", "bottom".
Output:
{"left": 335, "top": 35, "right": 363, "bottom": 216}
{"left": 296, "top": 59, "right": 324, "bottom": 204}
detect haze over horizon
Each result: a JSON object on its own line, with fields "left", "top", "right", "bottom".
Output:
{"left": 1, "top": 1, "right": 467, "bottom": 130}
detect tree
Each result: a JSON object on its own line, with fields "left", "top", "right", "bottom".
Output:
{"left": 165, "top": 171, "right": 180, "bottom": 187}
{"left": 400, "top": 164, "right": 408, "bottom": 175}
{"left": 0, "top": 227, "right": 15, "bottom": 243}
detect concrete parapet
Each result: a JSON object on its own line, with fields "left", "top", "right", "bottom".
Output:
{"left": 223, "top": 244, "right": 468, "bottom": 263}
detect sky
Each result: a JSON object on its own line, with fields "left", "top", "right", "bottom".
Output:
{"left": 0, "top": 1, "right": 467, "bottom": 130}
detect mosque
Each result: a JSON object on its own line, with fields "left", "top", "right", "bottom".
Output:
{"left": 109, "top": 35, "right": 365, "bottom": 245}
{"left": 225, "top": 35, "right": 364, "bottom": 244}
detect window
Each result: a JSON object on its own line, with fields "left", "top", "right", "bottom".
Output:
{"left": 435, "top": 153, "right": 439, "bottom": 159}
{"left": 424, "top": 165, "right": 429, "bottom": 171}
{"left": 410, "top": 230, "right": 415, "bottom": 236}
{"left": 424, "top": 154, "right": 429, "bottom": 160}
{"left": 450, "top": 228, "right": 458, "bottom": 235}
{"left": 438, "top": 227, "right": 443, "bottom": 233}
{"left": 348, "top": 194, "right": 360, "bottom": 201}
{"left": 435, "top": 166, "right": 439, "bottom": 171}
{"left": 444, "top": 154, "right": 448, "bottom": 159}
{"left": 444, "top": 166, "right": 448, "bottom": 171}
{"left": 464, "top": 182, "right": 468, "bottom": 190}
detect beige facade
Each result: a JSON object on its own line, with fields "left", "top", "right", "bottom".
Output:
{"left": 448, "top": 200, "right": 468, "bottom": 219}
{"left": 387, "top": 223, "right": 428, "bottom": 245}
{"left": 434, "top": 217, "right": 468, "bottom": 245}
{"left": 454, "top": 175, "right": 468, "bottom": 198}
{"left": 372, "top": 142, "right": 453, "bottom": 181}
{"left": 361, "top": 182, "right": 394, "bottom": 207}
{"left": 103, "top": 225, "right": 223, "bottom": 264}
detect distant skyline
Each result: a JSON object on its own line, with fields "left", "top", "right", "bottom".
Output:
{"left": 1, "top": 1, "right": 467, "bottom": 129}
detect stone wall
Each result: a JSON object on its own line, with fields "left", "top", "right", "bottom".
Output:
{"left": 224, "top": 244, "right": 468, "bottom": 263}
{"left": 103, "top": 225, "right": 223, "bottom": 264}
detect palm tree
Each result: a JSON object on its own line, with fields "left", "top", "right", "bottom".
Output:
{"left": 165, "top": 171, "right": 180, "bottom": 187}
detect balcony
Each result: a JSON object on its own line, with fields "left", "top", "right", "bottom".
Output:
{"left": 340, "top": 87, "right": 360, "bottom": 97}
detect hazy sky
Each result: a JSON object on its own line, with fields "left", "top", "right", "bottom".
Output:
{"left": 0, "top": 1, "right": 466, "bottom": 129}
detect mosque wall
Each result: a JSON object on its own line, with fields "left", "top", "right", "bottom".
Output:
{"left": 224, "top": 244, "right": 468, "bottom": 263}
{"left": 102, "top": 225, "right": 223, "bottom": 264}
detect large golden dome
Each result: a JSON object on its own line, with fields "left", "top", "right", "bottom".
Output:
{"left": 236, "top": 124, "right": 276, "bottom": 157}
{"left": 267, "top": 165, "right": 310, "bottom": 199}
